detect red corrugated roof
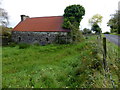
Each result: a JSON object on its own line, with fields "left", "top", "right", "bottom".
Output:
{"left": 13, "top": 16, "right": 70, "bottom": 32}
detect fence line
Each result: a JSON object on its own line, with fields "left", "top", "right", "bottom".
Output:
{"left": 96, "top": 35, "right": 116, "bottom": 88}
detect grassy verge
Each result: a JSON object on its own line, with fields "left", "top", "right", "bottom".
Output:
{"left": 2, "top": 35, "right": 119, "bottom": 88}
{"left": 102, "top": 34, "right": 120, "bottom": 87}
{"left": 104, "top": 38, "right": 120, "bottom": 87}
{"left": 110, "top": 33, "right": 120, "bottom": 36}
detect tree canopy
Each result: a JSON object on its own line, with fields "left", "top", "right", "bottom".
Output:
{"left": 89, "top": 14, "right": 103, "bottom": 26}
{"left": 91, "top": 23, "right": 101, "bottom": 34}
{"left": 107, "top": 10, "right": 120, "bottom": 34}
{"left": 0, "top": 8, "right": 9, "bottom": 27}
{"left": 63, "top": 4, "right": 85, "bottom": 29}
{"left": 82, "top": 28, "right": 91, "bottom": 35}
{"left": 0, "top": 26, "right": 12, "bottom": 37}
{"left": 88, "top": 14, "right": 103, "bottom": 34}
{"left": 62, "top": 4, "right": 85, "bottom": 43}
{"left": 0, "top": 2, "right": 9, "bottom": 27}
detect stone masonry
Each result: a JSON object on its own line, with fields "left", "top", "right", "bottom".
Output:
{"left": 12, "top": 31, "right": 68, "bottom": 45}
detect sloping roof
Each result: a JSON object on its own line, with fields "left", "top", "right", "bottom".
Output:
{"left": 13, "top": 16, "right": 70, "bottom": 32}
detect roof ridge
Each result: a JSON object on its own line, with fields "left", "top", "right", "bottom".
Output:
{"left": 30, "top": 16, "right": 63, "bottom": 19}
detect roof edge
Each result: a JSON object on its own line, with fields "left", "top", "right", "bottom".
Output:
{"left": 30, "top": 15, "right": 63, "bottom": 19}
{"left": 12, "top": 30, "right": 70, "bottom": 32}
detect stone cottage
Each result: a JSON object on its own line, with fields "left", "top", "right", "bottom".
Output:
{"left": 12, "top": 15, "right": 70, "bottom": 45}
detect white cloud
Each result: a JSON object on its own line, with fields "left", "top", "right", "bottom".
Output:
{"left": 1, "top": 0, "right": 119, "bottom": 32}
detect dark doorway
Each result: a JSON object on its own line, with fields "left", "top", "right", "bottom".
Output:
{"left": 46, "top": 38, "right": 49, "bottom": 41}
{"left": 18, "top": 37, "right": 21, "bottom": 42}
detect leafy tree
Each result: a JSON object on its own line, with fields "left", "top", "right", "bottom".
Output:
{"left": 0, "top": 2, "right": 11, "bottom": 40}
{"left": 68, "top": 21, "right": 84, "bottom": 42}
{"left": 91, "top": 23, "right": 101, "bottom": 34}
{"left": 62, "top": 4, "right": 85, "bottom": 43}
{"left": 89, "top": 14, "right": 103, "bottom": 35}
{"left": 103, "top": 31, "right": 110, "bottom": 34}
{"left": 118, "top": 10, "right": 120, "bottom": 34}
{"left": 0, "top": 26, "right": 12, "bottom": 38}
{"left": 63, "top": 4, "right": 85, "bottom": 29}
{"left": 0, "top": 8, "right": 9, "bottom": 27}
{"left": 82, "top": 28, "right": 92, "bottom": 35}
{"left": 107, "top": 10, "right": 120, "bottom": 34}
{"left": 1, "top": 26, "right": 12, "bottom": 46}
{"left": 89, "top": 14, "right": 103, "bottom": 26}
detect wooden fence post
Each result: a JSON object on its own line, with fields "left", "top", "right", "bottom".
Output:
{"left": 103, "top": 37, "right": 107, "bottom": 70}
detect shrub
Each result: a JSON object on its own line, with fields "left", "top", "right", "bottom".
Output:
{"left": 9, "top": 42, "right": 17, "bottom": 47}
{"left": 33, "top": 41, "right": 40, "bottom": 46}
{"left": 90, "top": 59, "right": 102, "bottom": 70}
{"left": 33, "top": 43, "right": 40, "bottom": 46}
{"left": 103, "top": 32, "right": 110, "bottom": 34}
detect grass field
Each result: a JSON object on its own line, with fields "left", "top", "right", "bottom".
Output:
{"left": 2, "top": 35, "right": 120, "bottom": 88}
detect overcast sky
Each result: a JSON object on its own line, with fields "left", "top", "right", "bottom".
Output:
{"left": 1, "top": 0, "right": 119, "bottom": 32}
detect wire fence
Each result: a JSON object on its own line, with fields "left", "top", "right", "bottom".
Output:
{"left": 96, "top": 35, "right": 117, "bottom": 88}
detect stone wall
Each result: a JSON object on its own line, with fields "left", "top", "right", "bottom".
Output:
{"left": 12, "top": 31, "right": 68, "bottom": 45}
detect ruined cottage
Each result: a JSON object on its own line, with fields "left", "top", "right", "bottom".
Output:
{"left": 12, "top": 15, "right": 70, "bottom": 45}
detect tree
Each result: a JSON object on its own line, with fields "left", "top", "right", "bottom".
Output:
{"left": 103, "top": 31, "right": 110, "bottom": 34}
{"left": 0, "top": 26, "right": 12, "bottom": 38}
{"left": 82, "top": 28, "right": 91, "bottom": 35}
{"left": 89, "top": 14, "right": 103, "bottom": 35}
{"left": 62, "top": 4, "right": 85, "bottom": 43}
{"left": 0, "top": 1, "right": 10, "bottom": 36}
{"left": 63, "top": 4, "right": 85, "bottom": 29}
{"left": 107, "top": 10, "right": 120, "bottom": 34}
{"left": 119, "top": 10, "right": 120, "bottom": 34}
{"left": 91, "top": 23, "right": 101, "bottom": 34}
{"left": 89, "top": 14, "right": 103, "bottom": 26}
{"left": 0, "top": 8, "right": 9, "bottom": 27}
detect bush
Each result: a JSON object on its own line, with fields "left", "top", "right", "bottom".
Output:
{"left": 33, "top": 42, "right": 40, "bottom": 46}
{"left": 33, "top": 41, "right": 40, "bottom": 46}
{"left": 19, "top": 43, "right": 30, "bottom": 49}
{"left": 2, "top": 37, "right": 12, "bottom": 46}
{"left": 103, "top": 32, "right": 110, "bottom": 34}
{"left": 90, "top": 59, "right": 102, "bottom": 70}
{"left": 9, "top": 42, "right": 17, "bottom": 47}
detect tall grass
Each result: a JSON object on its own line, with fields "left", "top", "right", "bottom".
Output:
{"left": 101, "top": 34, "right": 120, "bottom": 87}
{"left": 2, "top": 36, "right": 119, "bottom": 88}
{"left": 105, "top": 39, "right": 120, "bottom": 87}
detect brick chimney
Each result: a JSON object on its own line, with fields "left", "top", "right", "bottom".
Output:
{"left": 21, "top": 15, "right": 29, "bottom": 21}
